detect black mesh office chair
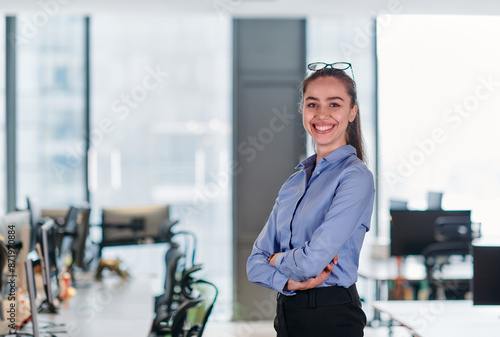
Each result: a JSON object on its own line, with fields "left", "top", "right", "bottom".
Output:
{"left": 422, "top": 215, "right": 480, "bottom": 300}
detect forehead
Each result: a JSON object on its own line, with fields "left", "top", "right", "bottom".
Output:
{"left": 304, "top": 76, "right": 350, "bottom": 98}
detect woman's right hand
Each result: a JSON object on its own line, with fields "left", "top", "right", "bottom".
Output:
{"left": 285, "top": 255, "right": 338, "bottom": 291}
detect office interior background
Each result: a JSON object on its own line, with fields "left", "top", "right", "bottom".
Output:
{"left": 2, "top": 0, "right": 500, "bottom": 329}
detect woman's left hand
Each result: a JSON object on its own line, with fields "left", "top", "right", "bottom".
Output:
{"left": 269, "top": 254, "right": 339, "bottom": 291}
{"left": 269, "top": 253, "right": 280, "bottom": 267}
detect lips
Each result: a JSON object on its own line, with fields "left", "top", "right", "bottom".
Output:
{"left": 313, "top": 123, "right": 334, "bottom": 133}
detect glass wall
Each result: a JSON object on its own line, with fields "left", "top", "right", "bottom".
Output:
{"left": 0, "top": 17, "right": 5, "bottom": 215}
{"left": 91, "top": 14, "right": 232, "bottom": 320}
{"left": 378, "top": 15, "right": 500, "bottom": 239}
{"left": 16, "top": 15, "right": 87, "bottom": 209}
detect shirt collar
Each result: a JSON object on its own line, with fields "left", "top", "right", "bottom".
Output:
{"left": 296, "top": 145, "right": 357, "bottom": 170}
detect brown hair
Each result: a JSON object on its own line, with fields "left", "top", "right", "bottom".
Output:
{"left": 300, "top": 68, "right": 364, "bottom": 162}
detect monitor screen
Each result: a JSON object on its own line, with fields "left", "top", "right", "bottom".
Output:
{"left": 1, "top": 211, "right": 32, "bottom": 291}
{"left": 25, "top": 250, "right": 41, "bottom": 337}
{"left": 40, "top": 219, "right": 60, "bottom": 306}
{"left": 58, "top": 206, "right": 79, "bottom": 270}
{"left": 73, "top": 207, "right": 91, "bottom": 269}
{"left": 0, "top": 210, "right": 31, "bottom": 242}
{"left": 390, "top": 210, "right": 471, "bottom": 256}
{"left": 473, "top": 244, "right": 500, "bottom": 305}
{"left": 427, "top": 191, "right": 443, "bottom": 210}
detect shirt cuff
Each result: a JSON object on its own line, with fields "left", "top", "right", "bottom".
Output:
{"left": 275, "top": 251, "right": 286, "bottom": 268}
{"left": 272, "top": 270, "right": 295, "bottom": 296}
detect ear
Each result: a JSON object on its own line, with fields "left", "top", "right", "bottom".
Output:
{"left": 349, "top": 105, "right": 358, "bottom": 122}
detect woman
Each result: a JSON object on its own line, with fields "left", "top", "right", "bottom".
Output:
{"left": 246, "top": 62, "right": 375, "bottom": 337}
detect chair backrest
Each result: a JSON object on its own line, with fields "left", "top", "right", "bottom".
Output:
{"left": 186, "top": 280, "right": 218, "bottom": 337}
{"left": 435, "top": 216, "right": 473, "bottom": 242}
{"left": 169, "top": 297, "right": 204, "bottom": 337}
{"left": 158, "top": 219, "right": 179, "bottom": 243}
{"left": 162, "top": 245, "right": 186, "bottom": 306}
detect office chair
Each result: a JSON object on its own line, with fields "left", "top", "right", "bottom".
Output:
{"left": 151, "top": 296, "right": 204, "bottom": 337}
{"left": 154, "top": 241, "right": 203, "bottom": 315}
{"left": 184, "top": 280, "right": 218, "bottom": 337}
{"left": 152, "top": 222, "right": 217, "bottom": 336}
{"left": 422, "top": 215, "right": 480, "bottom": 300}
{"left": 155, "top": 243, "right": 185, "bottom": 312}
{"left": 158, "top": 219, "right": 180, "bottom": 243}
{"left": 151, "top": 278, "right": 218, "bottom": 337}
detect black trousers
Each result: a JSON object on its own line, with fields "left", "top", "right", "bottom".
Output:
{"left": 274, "top": 284, "right": 366, "bottom": 337}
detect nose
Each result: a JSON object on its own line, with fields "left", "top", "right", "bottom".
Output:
{"left": 318, "top": 106, "right": 329, "bottom": 119}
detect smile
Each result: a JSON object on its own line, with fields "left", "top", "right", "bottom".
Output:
{"left": 314, "top": 124, "right": 334, "bottom": 132}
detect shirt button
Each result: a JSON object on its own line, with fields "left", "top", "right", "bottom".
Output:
{"left": 316, "top": 171, "right": 320, "bottom": 174}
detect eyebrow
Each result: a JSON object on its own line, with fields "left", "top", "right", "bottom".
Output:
{"left": 305, "top": 96, "right": 345, "bottom": 101}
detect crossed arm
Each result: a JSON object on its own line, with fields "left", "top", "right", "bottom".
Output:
{"left": 269, "top": 253, "right": 338, "bottom": 291}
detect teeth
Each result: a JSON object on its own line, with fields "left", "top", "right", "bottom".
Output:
{"left": 315, "top": 125, "right": 333, "bottom": 131}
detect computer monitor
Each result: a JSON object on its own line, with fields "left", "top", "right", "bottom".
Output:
{"left": 58, "top": 206, "right": 79, "bottom": 270}
{"left": 389, "top": 199, "right": 408, "bottom": 210}
{"left": 390, "top": 210, "right": 471, "bottom": 256}
{"left": 0, "top": 210, "right": 32, "bottom": 291}
{"left": 427, "top": 191, "right": 443, "bottom": 210}
{"left": 27, "top": 196, "right": 42, "bottom": 251}
{"left": 73, "top": 206, "right": 91, "bottom": 270}
{"left": 101, "top": 205, "right": 170, "bottom": 246}
{"left": 473, "top": 244, "right": 500, "bottom": 305}
{"left": 0, "top": 210, "right": 31, "bottom": 242}
{"left": 38, "top": 219, "right": 60, "bottom": 313}
{"left": 41, "top": 208, "right": 67, "bottom": 226}
{"left": 25, "top": 250, "right": 41, "bottom": 337}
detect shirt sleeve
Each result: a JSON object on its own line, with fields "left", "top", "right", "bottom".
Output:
{"left": 275, "top": 166, "right": 375, "bottom": 280}
{"left": 246, "top": 198, "right": 295, "bottom": 295}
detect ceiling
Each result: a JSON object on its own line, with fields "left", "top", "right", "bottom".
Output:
{"left": 2, "top": 0, "right": 500, "bottom": 19}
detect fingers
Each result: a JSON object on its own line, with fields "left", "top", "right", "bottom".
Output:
{"left": 287, "top": 256, "right": 340, "bottom": 292}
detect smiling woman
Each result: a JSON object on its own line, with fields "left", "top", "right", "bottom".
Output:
{"left": 247, "top": 63, "right": 375, "bottom": 337}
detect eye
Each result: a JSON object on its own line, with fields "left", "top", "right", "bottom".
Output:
{"left": 330, "top": 102, "right": 340, "bottom": 107}
{"left": 307, "top": 103, "right": 318, "bottom": 108}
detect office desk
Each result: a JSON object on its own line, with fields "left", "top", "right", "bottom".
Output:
{"left": 358, "top": 256, "right": 426, "bottom": 301}
{"left": 34, "top": 243, "right": 169, "bottom": 337}
{"left": 37, "top": 276, "right": 155, "bottom": 337}
{"left": 358, "top": 256, "right": 472, "bottom": 300}
{"left": 372, "top": 300, "right": 500, "bottom": 337}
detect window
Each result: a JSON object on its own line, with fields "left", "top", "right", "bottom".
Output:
{"left": 0, "top": 17, "right": 5, "bottom": 215}
{"left": 91, "top": 14, "right": 232, "bottom": 320}
{"left": 16, "top": 15, "right": 87, "bottom": 209}
{"left": 378, "top": 15, "right": 500, "bottom": 238}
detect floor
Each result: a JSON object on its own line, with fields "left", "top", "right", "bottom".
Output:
{"left": 202, "top": 321, "right": 412, "bottom": 337}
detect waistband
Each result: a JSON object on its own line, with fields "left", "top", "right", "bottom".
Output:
{"left": 278, "top": 284, "right": 359, "bottom": 309}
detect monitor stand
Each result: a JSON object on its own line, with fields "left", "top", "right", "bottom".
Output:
{"left": 38, "top": 300, "right": 57, "bottom": 314}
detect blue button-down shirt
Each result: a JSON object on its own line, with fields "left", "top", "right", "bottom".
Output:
{"left": 247, "top": 145, "right": 375, "bottom": 295}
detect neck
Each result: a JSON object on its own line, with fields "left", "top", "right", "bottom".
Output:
{"left": 315, "top": 142, "right": 347, "bottom": 164}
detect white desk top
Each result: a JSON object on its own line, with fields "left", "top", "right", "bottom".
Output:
{"left": 372, "top": 300, "right": 500, "bottom": 337}
{"left": 32, "top": 243, "right": 168, "bottom": 337}
{"left": 358, "top": 256, "right": 426, "bottom": 282}
{"left": 358, "top": 256, "right": 472, "bottom": 282}
{"left": 37, "top": 276, "right": 155, "bottom": 337}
